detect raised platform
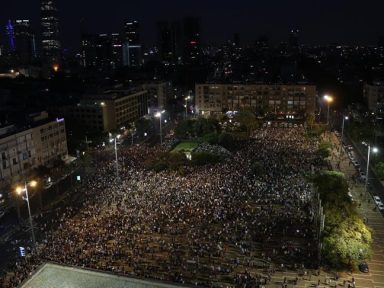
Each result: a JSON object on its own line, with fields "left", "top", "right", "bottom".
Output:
{"left": 20, "top": 263, "right": 183, "bottom": 288}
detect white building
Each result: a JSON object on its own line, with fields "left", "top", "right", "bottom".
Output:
{"left": 0, "top": 112, "right": 68, "bottom": 184}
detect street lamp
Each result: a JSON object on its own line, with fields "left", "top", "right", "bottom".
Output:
{"left": 341, "top": 116, "right": 349, "bottom": 141}
{"left": 323, "top": 95, "right": 333, "bottom": 125}
{"left": 15, "top": 180, "right": 37, "bottom": 249}
{"left": 155, "top": 110, "right": 166, "bottom": 144}
{"left": 109, "top": 134, "right": 121, "bottom": 180}
{"left": 185, "top": 96, "right": 191, "bottom": 119}
{"left": 362, "top": 142, "right": 378, "bottom": 193}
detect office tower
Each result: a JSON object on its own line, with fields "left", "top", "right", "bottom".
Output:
{"left": 122, "top": 20, "right": 141, "bottom": 67}
{"left": 81, "top": 33, "right": 124, "bottom": 71}
{"left": 6, "top": 20, "right": 15, "bottom": 53}
{"left": 157, "top": 21, "right": 172, "bottom": 62}
{"left": 111, "top": 33, "right": 123, "bottom": 68}
{"left": 96, "top": 34, "right": 113, "bottom": 70}
{"left": 13, "top": 20, "right": 35, "bottom": 65}
{"left": 40, "top": 0, "right": 61, "bottom": 72}
{"left": 157, "top": 21, "right": 182, "bottom": 63}
{"left": 80, "top": 33, "right": 97, "bottom": 68}
{"left": 182, "top": 17, "right": 202, "bottom": 64}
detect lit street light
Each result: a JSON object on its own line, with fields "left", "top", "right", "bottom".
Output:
{"left": 362, "top": 141, "right": 378, "bottom": 193}
{"left": 15, "top": 180, "right": 37, "bottom": 249}
{"left": 341, "top": 116, "right": 349, "bottom": 141}
{"left": 155, "top": 110, "right": 166, "bottom": 144}
{"left": 109, "top": 134, "right": 121, "bottom": 180}
{"left": 185, "top": 96, "right": 191, "bottom": 119}
{"left": 323, "top": 95, "right": 333, "bottom": 126}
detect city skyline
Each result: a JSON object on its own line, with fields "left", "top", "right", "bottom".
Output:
{"left": 1, "top": 0, "right": 384, "bottom": 50}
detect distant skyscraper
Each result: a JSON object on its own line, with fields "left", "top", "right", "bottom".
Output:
{"left": 13, "top": 20, "right": 36, "bottom": 65}
{"left": 80, "top": 33, "right": 97, "bottom": 68}
{"left": 111, "top": 33, "right": 123, "bottom": 68}
{"left": 6, "top": 20, "right": 15, "bottom": 52}
{"left": 122, "top": 20, "right": 141, "bottom": 67}
{"left": 182, "top": 17, "right": 202, "bottom": 64}
{"left": 81, "top": 33, "right": 123, "bottom": 71}
{"left": 40, "top": 0, "right": 61, "bottom": 72}
{"left": 157, "top": 20, "right": 182, "bottom": 63}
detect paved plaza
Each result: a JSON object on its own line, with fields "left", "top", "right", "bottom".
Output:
{"left": 20, "top": 263, "right": 183, "bottom": 288}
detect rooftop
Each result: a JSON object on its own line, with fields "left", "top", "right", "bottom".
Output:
{"left": 20, "top": 263, "right": 183, "bottom": 288}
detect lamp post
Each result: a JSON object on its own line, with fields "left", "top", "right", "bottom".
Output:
{"left": 16, "top": 180, "right": 37, "bottom": 249}
{"left": 341, "top": 116, "right": 349, "bottom": 141}
{"left": 155, "top": 110, "right": 166, "bottom": 144}
{"left": 185, "top": 96, "right": 191, "bottom": 119}
{"left": 362, "top": 142, "right": 378, "bottom": 193}
{"left": 323, "top": 95, "right": 333, "bottom": 126}
{"left": 109, "top": 134, "right": 121, "bottom": 180}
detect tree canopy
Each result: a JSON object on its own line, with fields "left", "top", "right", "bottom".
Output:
{"left": 313, "top": 171, "right": 372, "bottom": 269}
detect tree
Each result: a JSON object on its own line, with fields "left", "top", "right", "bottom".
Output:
{"left": 316, "top": 141, "right": 333, "bottom": 159}
{"left": 135, "top": 118, "right": 154, "bottom": 137}
{"left": 375, "top": 162, "right": 384, "bottom": 180}
{"left": 306, "top": 113, "right": 316, "bottom": 129}
{"left": 234, "top": 110, "right": 259, "bottom": 136}
{"left": 313, "top": 171, "right": 372, "bottom": 269}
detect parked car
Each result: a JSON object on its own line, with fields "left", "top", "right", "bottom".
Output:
{"left": 373, "top": 196, "right": 382, "bottom": 206}
{"left": 348, "top": 191, "right": 354, "bottom": 202}
{"left": 378, "top": 203, "right": 384, "bottom": 211}
{"left": 359, "top": 262, "right": 369, "bottom": 273}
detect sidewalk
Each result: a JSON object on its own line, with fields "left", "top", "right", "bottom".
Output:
{"left": 326, "top": 132, "right": 384, "bottom": 288}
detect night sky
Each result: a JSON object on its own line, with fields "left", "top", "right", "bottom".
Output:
{"left": 1, "top": 0, "right": 384, "bottom": 50}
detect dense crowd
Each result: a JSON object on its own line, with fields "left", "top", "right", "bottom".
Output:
{"left": 2, "top": 126, "right": 322, "bottom": 287}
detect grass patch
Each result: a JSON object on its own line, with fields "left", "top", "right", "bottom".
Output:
{"left": 171, "top": 141, "right": 198, "bottom": 153}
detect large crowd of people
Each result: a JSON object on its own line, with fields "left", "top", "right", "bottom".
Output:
{"left": 2, "top": 126, "right": 323, "bottom": 287}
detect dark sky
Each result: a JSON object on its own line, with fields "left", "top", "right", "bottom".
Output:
{"left": 1, "top": 0, "right": 384, "bottom": 50}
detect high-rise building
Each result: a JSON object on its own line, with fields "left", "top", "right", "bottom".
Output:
{"left": 111, "top": 33, "right": 123, "bottom": 69}
{"left": 40, "top": 0, "right": 61, "bottom": 72}
{"left": 80, "top": 33, "right": 97, "bottom": 68}
{"left": 81, "top": 33, "right": 124, "bottom": 71}
{"left": 122, "top": 20, "right": 141, "bottom": 67}
{"left": 5, "top": 20, "right": 15, "bottom": 53}
{"left": 182, "top": 17, "right": 202, "bottom": 64}
{"left": 13, "top": 20, "right": 36, "bottom": 65}
{"left": 157, "top": 21, "right": 182, "bottom": 63}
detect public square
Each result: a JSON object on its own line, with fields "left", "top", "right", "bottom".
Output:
{"left": 1, "top": 126, "right": 323, "bottom": 287}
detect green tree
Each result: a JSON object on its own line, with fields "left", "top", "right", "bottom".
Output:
{"left": 313, "top": 171, "right": 372, "bottom": 269}
{"left": 306, "top": 113, "right": 316, "bottom": 129}
{"left": 316, "top": 141, "right": 333, "bottom": 159}
{"left": 234, "top": 110, "right": 259, "bottom": 136}
{"left": 375, "top": 162, "right": 384, "bottom": 180}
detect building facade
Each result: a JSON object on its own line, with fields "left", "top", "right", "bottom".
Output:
{"left": 40, "top": 0, "right": 61, "bottom": 72}
{"left": 0, "top": 114, "right": 68, "bottom": 184}
{"left": 123, "top": 20, "right": 141, "bottom": 67}
{"left": 364, "top": 83, "right": 384, "bottom": 115}
{"left": 13, "top": 20, "right": 36, "bottom": 65}
{"left": 195, "top": 83, "right": 316, "bottom": 117}
{"left": 68, "top": 89, "right": 148, "bottom": 132}
{"left": 142, "top": 82, "right": 172, "bottom": 110}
